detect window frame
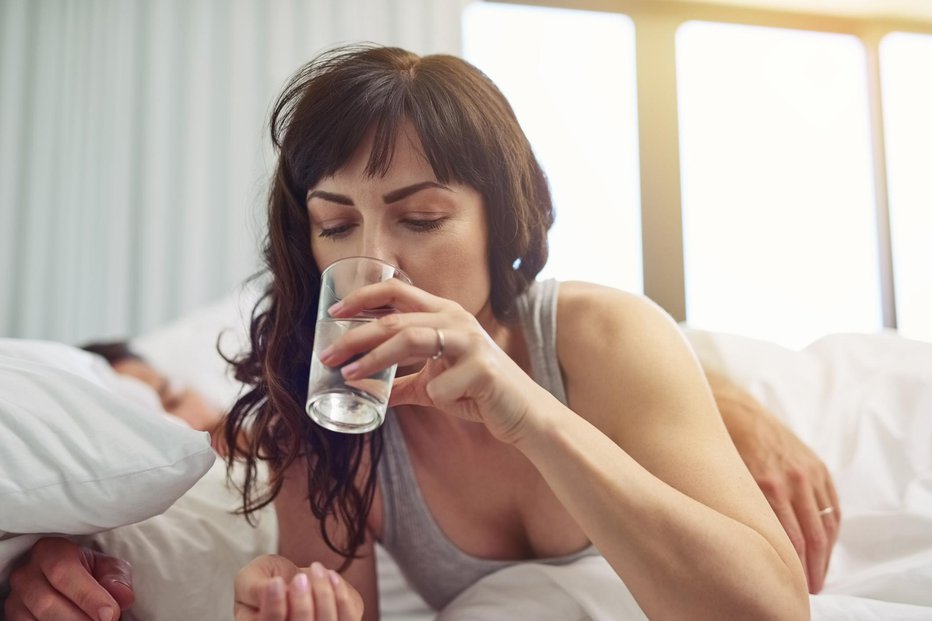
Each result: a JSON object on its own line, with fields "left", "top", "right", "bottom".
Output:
{"left": 480, "top": 0, "right": 932, "bottom": 328}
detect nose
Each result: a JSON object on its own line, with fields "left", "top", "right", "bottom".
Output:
{"left": 359, "top": 227, "right": 399, "bottom": 268}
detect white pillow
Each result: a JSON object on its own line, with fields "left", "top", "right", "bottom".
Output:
{"left": 0, "top": 339, "right": 215, "bottom": 580}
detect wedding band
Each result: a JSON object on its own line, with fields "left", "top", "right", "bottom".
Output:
{"left": 818, "top": 506, "right": 835, "bottom": 517}
{"left": 431, "top": 328, "right": 445, "bottom": 360}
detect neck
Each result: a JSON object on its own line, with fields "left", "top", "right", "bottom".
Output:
{"left": 474, "top": 299, "right": 515, "bottom": 353}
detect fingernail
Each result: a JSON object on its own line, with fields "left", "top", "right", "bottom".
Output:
{"left": 293, "top": 572, "right": 309, "bottom": 593}
{"left": 311, "top": 562, "right": 326, "bottom": 579}
{"left": 269, "top": 576, "right": 285, "bottom": 597}
{"left": 341, "top": 361, "right": 360, "bottom": 378}
{"left": 329, "top": 570, "right": 341, "bottom": 587}
{"left": 319, "top": 345, "right": 336, "bottom": 362}
{"left": 328, "top": 301, "right": 344, "bottom": 316}
{"left": 100, "top": 572, "right": 133, "bottom": 593}
{"left": 98, "top": 608, "right": 114, "bottom": 621}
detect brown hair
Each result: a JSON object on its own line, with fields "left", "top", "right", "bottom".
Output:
{"left": 224, "top": 44, "right": 554, "bottom": 566}
{"left": 80, "top": 340, "right": 141, "bottom": 366}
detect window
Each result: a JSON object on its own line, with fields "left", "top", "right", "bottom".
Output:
{"left": 463, "top": 2, "right": 642, "bottom": 293}
{"left": 677, "top": 21, "right": 882, "bottom": 348}
{"left": 880, "top": 32, "right": 932, "bottom": 344}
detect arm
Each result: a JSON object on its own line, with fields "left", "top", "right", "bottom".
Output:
{"left": 516, "top": 282, "right": 808, "bottom": 620}
{"left": 326, "top": 279, "right": 809, "bottom": 620}
{"left": 234, "top": 459, "right": 376, "bottom": 621}
{"left": 4, "top": 537, "right": 134, "bottom": 621}
{"left": 706, "top": 370, "right": 840, "bottom": 593}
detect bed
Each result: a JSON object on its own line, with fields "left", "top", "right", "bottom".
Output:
{"left": 3, "top": 285, "right": 931, "bottom": 620}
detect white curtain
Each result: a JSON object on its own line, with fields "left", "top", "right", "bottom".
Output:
{"left": 0, "top": 0, "right": 470, "bottom": 344}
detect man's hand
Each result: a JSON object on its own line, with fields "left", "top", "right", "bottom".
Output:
{"left": 5, "top": 536, "right": 134, "bottom": 620}
{"left": 708, "top": 371, "right": 841, "bottom": 593}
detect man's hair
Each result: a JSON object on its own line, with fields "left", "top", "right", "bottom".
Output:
{"left": 80, "top": 340, "right": 141, "bottom": 366}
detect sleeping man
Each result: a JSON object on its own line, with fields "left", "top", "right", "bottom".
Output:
{"left": 2, "top": 341, "right": 226, "bottom": 621}
{"left": 80, "top": 341, "right": 225, "bottom": 451}
{"left": 2, "top": 355, "right": 839, "bottom": 620}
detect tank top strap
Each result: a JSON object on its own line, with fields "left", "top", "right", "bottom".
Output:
{"left": 513, "top": 279, "right": 567, "bottom": 405}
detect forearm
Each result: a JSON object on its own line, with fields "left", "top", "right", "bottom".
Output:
{"left": 514, "top": 392, "right": 809, "bottom": 620}
{"left": 705, "top": 370, "right": 762, "bottom": 423}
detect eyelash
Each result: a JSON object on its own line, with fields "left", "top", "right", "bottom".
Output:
{"left": 405, "top": 218, "right": 446, "bottom": 233}
{"left": 317, "top": 218, "right": 446, "bottom": 239}
{"left": 317, "top": 224, "right": 354, "bottom": 239}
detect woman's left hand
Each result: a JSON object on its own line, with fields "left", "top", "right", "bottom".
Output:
{"left": 709, "top": 373, "right": 841, "bottom": 594}
{"left": 235, "top": 555, "right": 362, "bottom": 621}
{"left": 322, "top": 279, "right": 541, "bottom": 444}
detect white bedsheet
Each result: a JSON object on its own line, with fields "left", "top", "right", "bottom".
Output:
{"left": 424, "top": 556, "right": 932, "bottom": 621}
{"left": 685, "top": 328, "right": 932, "bottom": 618}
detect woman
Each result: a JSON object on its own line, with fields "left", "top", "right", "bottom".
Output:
{"left": 227, "top": 44, "right": 810, "bottom": 620}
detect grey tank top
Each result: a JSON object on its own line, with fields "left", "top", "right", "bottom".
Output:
{"left": 376, "top": 279, "right": 599, "bottom": 610}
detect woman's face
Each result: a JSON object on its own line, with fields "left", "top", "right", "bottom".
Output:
{"left": 306, "top": 123, "right": 492, "bottom": 318}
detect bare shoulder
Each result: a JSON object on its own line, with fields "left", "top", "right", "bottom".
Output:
{"left": 556, "top": 280, "right": 671, "bottom": 331}
{"left": 554, "top": 281, "right": 714, "bottom": 441}
{"left": 555, "top": 280, "right": 692, "bottom": 374}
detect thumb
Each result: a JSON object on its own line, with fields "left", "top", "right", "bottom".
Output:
{"left": 388, "top": 374, "right": 433, "bottom": 408}
{"left": 91, "top": 550, "right": 136, "bottom": 611}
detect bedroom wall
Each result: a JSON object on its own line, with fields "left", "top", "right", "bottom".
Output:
{"left": 0, "top": 0, "right": 469, "bottom": 345}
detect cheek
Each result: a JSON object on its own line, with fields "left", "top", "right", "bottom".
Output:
{"left": 406, "top": 228, "right": 490, "bottom": 315}
{"left": 309, "top": 234, "right": 346, "bottom": 276}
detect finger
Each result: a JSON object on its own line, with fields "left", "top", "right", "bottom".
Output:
{"left": 388, "top": 373, "right": 435, "bottom": 408}
{"left": 424, "top": 357, "right": 489, "bottom": 407}
{"left": 89, "top": 550, "right": 135, "bottom": 611}
{"left": 4, "top": 595, "right": 40, "bottom": 621}
{"left": 818, "top": 468, "right": 842, "bottom": 579}
{"left": 329, "top": 571, "right": 357, "bottom": 621}
{"left": 320, "top": 312, "right": 440, "bottom": 367}
{"left": 329, "top": 280, "right": 447, "bottom": 317}
{"left": 824, "top": 466, "right": 842, "bottom": 534}
{"left": 310, "top": 563, "right": 338, "bottom": 621}
{"left": 32, "top": 540, "right": 119, "bottom": 621}
{"left": 259, "top": 577, "right": 287, "bottom": 621}
{"left": 15, "top": 575, "right": 89, "bottom": 621}
{"left": 795, "top": 486, "right": 830, "bottom": 593}
{"left": 342, "top": 326, "right": 460, "bottom": 381}
{"left": 288, "top": 572, "right": 314, "bottom": 621}
{"left": 236, "top": 555, "right": 298, "bottom": 610}
{"left": 234, "top": 599, "right": 261, "bottom": 621}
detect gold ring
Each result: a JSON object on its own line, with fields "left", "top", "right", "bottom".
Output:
{"left": 817, "top": 506, "right": 834, "bottom": 517}
{"left": 431, "top": 328, "right": 445, "bottom": 360}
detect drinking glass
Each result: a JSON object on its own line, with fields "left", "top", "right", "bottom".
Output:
{"left": 305, "top": 256, "right": 410, "bottom": 433}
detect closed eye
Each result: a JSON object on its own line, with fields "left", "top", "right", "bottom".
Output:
{"left": 317, "top": 223, "right": 357, "bottom": 239}
{"left": 404, "top": 218, "right": 446, "bottom": 233}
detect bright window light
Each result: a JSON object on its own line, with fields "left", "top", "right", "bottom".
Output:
{"left": 677, "top": 21, "right": 882, "bottom": 349}
{"left": 463, "top": 2, "right": 642, "bottom": 294}
{"left": 880, "top": 32, "right": 932, "bottom": 344}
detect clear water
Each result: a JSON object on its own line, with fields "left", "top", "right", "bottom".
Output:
{"left": 305, "top": 318, "right": 396, "bottom": 433}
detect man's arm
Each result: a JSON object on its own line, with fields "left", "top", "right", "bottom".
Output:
{"left": 706, "top": 369, "right": 841, "bottom": 593}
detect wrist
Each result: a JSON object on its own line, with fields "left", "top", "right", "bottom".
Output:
{"left": 503, "top": 384, "right": 566, "bottom": 453}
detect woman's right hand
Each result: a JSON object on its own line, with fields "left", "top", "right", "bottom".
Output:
{"left": 234, "top": 554, "right": 363, "bottom": 621}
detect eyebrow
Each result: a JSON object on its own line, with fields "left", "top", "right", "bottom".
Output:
{"left": 307, "top": 181, "right": 450, "bottom": 206}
